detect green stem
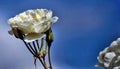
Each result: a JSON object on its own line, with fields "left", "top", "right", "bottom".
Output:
{"left": 48, "top": 47, "right": 52, "bottom": 69}
{"left": 36, "top": 40, "right": 40, "bottom": 50}
{"left": 39, "top": 38, "right": 44, "bottom": 52}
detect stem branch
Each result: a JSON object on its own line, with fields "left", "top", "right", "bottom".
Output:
{"left": 23, "top": 40, "right": 36, "bottom": 56}
{"left": 36, "top": 40, "right": 40, "bottom": 51}
{"left": 38, "top": 58, "right": 48, "bottom": 69}
{"left": 33, "top": 41, "right": 38, "bottom": 53}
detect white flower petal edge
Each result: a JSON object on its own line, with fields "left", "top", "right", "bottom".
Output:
{"left": 97, "top": 47, "right": 108, "bottom": 64}
{"left": 8, "top": 9, "right": 58, "bottom": 42}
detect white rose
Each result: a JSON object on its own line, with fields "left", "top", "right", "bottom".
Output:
{"left": 8, "top": 9, "right": 58, "bottom": 42}
{"left": 97, "top": 38, "right": 120, "bottom": 68}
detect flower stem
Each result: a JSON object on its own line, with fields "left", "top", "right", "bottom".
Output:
{"left": 23, "top": 40, "right": 36, "bottom": 56}
{"left": 43, "top": 57, "right": 48, "bottom": 69}
{"left": 38, "top": 58, "right": 48, "bottom": 69}
{"left": 28, "top": 43, "right": 36, "bottom": 54}
{"left": 32, "top": 41, "right": 38, "bottom": 53}
{"left": 39, "top": 38, "right": 44, "bottom": 52}
{"left": 36, "top": 40, "right": 40, "bottom": 50}
{"left": 48, "top": 47, "right": 52, "bottom": 69}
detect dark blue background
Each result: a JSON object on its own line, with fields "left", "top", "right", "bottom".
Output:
{"left": 0, "top": 0, "right": 120, "bottom": 69}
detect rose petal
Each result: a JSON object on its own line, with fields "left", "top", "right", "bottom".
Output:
{"left": 46, "top": 10, "right": 52, "bottom": 19}
{"left": 104, "top": 52, "right": 116, "bottom": 62}
{"left": 50, "top": 16, "right": 59, "bottom": 23}
{"left": 117, "top": 38, "right": 120, "bottom": 45}
{"left": 24, "top": 33, "right": 44, "bottom": 43}
{"left": 110, "top": 41, "right": 118, "bottom": 47}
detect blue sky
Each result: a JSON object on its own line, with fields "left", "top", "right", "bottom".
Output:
{"left": 0, "top": 0, "right": 120, "bottom": 69}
